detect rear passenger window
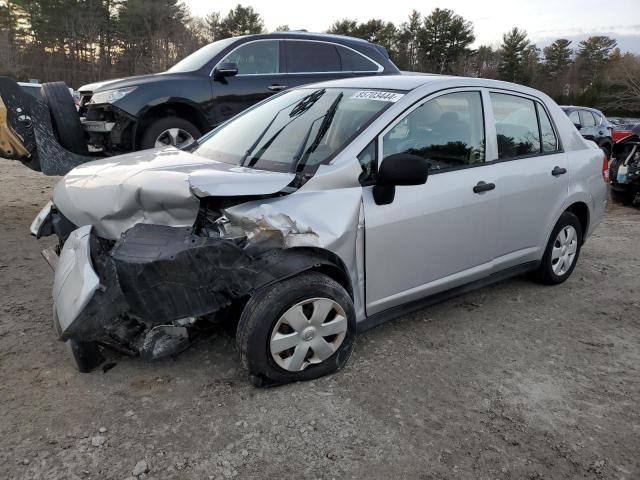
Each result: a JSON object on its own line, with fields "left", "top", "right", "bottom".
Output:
{"left": 382, "top": 91, "right": 485, "bottom": 172}
{"left": 286, "top": 41, "right": 340, "bottom": 73}
{"left": 537, "top": 104, "right": 559, "bottom": 153}
{"left": 490, "top": 93, "right": 540, "bottom": 159}
{"left": 337, "top": 46, "right": 378, "bottom": 72}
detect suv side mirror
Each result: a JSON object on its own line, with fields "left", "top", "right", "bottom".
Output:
{"left": 213, "top": 62, "right": 238, "bottom": 79}
{"left": 373, "top": 153, "right": 429, "bottom": 205}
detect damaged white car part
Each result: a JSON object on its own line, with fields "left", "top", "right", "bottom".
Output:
{"left": 31, "top": 76, "right": 608, "bottom": 386}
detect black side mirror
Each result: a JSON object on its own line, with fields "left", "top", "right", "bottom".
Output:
{"left": 574, "top": 123, "right": 582, "bottom": 131}
{"left": 373, "top": 153, "right": 429, "bottom": 205}
{"left": 213, "top": 62, "right": 238, "bottom": 79}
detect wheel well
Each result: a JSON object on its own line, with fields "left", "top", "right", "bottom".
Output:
{"left": 135, "top": 102, "right": 210, "bottom": 147}
{"left": 565, "top": 202, "right": 590, "bottom": 242}
{"left": 599, "top": 141, "right": 612, "bottom": 154}
{"left": 286, "top": 247, "right": 354, "bottom": 299}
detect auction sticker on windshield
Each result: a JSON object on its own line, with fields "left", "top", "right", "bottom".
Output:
{"left": 350, "top": 91, "right": 404, "bottom": 102}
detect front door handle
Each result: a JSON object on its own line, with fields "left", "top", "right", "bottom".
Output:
{"left": 268, "top": 84, "right": 287, "bottom": 91}
{"left": 473, "top": 181, "right": 495, "bottom": 193}
{"left": 552, "top": 166, "right": 567, "bottom": 176}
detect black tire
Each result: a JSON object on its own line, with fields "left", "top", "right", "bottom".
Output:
{"left": 67, "top": 339, "right": 104, "bottom": 373}
{"left": 139, "top": 116, "right": 201, "bottom": 150}
{"left": 533, "top": 211, "right": 583, "bottom": 285}
{"left": 40, "top": 82, "right": 87, "bottom": 155}
{"left": 236, "top": 272, "right": 356, "bottom": 387}
{"left": 610, "top": 186, "right": 634, "bottom": 204}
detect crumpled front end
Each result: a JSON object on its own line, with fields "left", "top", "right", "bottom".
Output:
{"left": 35, "top": 194, "right": 362, "bottom": 370}
{"left": 32, "top": 151, "right": 365, "bottom": 371}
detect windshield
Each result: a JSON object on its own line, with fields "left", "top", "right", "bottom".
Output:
{"left": 193, "top": 88, "right": 401, "bottom": 173}
{"left": 167, "top": 38, "right": 236, "bottom": 73}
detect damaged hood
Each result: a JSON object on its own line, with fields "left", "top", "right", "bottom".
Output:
{"left": 53, "top": 147, "right": 295, "bottom": 239}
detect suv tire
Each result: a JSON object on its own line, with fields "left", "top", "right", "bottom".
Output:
{"left": 67, "top": 339, "right": 104, "bottom": 373}
{"left": 40, "top": 82, "right": 87, "bottom": 155}
{"left": 236, "top": 272, "right": 356, "bottom": 387}
{"left": 139, "top": 116, "right": 201, "bottom": 150}
{"left": 534, "top": 211, "right": 583, "bottom": 285}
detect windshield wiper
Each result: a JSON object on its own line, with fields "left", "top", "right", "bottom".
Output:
{"left": 292, "top": 92, "right": 343, "bottom": 172}
{"left": 290, "top": 89, "right": 325, "bottom": 117}
{"left": 240, "top": 89, "right": 326, "bottom": 167}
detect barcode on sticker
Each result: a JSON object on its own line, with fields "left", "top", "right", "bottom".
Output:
{"left": 350, "top": 91, "right": 404, "bottom": 102}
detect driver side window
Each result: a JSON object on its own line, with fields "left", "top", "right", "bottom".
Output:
{"left": 220, "top": 40, "right": 280, "bottom": 75}
{"left": 382, "top": 91, "right": 485, "bottom": 173}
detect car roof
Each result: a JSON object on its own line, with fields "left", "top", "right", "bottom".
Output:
{"left": 236, "top": 31, "right": 373, "bottom": 45}
{"left": 300, "top": 74, "right": 554, "bottom": 97}
{"left": 560, "top": 105, "right": 605, "bottom": 115}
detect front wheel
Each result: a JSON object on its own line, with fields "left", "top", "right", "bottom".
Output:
{"left": 139, "top": 116, "right": 201, "bottom": 150}
{"left": 236, "top": 272, "right": 356, "bottom": 387}
{"left": 533, "top": 211, "right": 583, "bottom": 285}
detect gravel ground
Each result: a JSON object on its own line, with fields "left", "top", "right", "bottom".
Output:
{"left": 0, "top": 160, "right": 639, "bottom": 480}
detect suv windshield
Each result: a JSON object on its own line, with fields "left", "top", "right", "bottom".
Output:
{"left": 167, "top": 38, "right": 236, "bottom": 73}
{"left": 193, "top": 88, "right": 400, "bottom": 173}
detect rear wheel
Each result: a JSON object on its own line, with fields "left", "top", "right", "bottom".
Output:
{"left": 533, "top": 211, "right": 582, "bottom": 285}
{"left": 236, "top": 272, "right": 356, "bottom": 387}
{"left": 139, "top": 116, "right": 200, "bottom": 150}
{"left": 40, "top": 82, "right": 87, "bottom": 155}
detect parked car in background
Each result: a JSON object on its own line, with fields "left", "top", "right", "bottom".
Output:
{"left": 561, "top": 106, "right": 613, "bottom": 157}
{"left": 78, "top": 32, "right": 400, "bottom": 155}
{"left": 30, "top": 75, "right": 608, "bottom": 384}
{"left": 609, "top": 122, "right": 640, "bottom": 205}
{"left": 608, "top": 116, "right": 640, "bottom": 144}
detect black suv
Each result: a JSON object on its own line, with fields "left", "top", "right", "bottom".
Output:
{"left": 79, "top": 32, "right": 400, "bottom": 155}
{"left": 561, "top": 106, "right": 614, "bottom": 157}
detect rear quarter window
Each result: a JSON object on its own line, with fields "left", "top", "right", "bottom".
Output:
{"left": 337, "top": 46, "right": 379, "bottom": 72}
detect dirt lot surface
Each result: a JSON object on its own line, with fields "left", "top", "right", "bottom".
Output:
{"left": 1, "top": 160, "right": 639, "bottom": 480}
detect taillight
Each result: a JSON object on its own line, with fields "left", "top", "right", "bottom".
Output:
{"left": 613, "top": 130, "right": 633, "bottom": 143}
{"left": 602, "top": 151, "right": 609, "bottom": 183}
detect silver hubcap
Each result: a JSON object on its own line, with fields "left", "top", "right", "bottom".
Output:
{"left": 269, "top": 297, "right": 348, "bottom": 372}
{"left": 154, "top": 128, "right": 194, "bottom": 148}
{"left": 551, "top": 225, "right": 578, "bottom": 276}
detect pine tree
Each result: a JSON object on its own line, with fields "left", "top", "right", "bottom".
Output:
{"left": 498, "top": 27, "right": 531, "bottom": 83}
{"left": 418, "top": 8, "right": 474, "bottom": 73}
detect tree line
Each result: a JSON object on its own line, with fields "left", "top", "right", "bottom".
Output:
{"left": 1, "top": 1, "right": 638, "bottom": 115}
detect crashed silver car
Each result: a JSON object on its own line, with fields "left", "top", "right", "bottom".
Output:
{"left": 31, "top": 75, "right": 608, "bottom": 386}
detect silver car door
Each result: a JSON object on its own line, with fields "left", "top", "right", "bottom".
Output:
{"left": 486, "top": 91, "right": 569, "bottom": 269}
{"left": 362, "top": 89, "right": 501, "bottom": 316}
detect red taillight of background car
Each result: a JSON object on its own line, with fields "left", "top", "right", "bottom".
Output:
{"left": 602, "top": 151, "right": 609, "bottom": 183}
{"left": 613, "top": 130, "right": 634, "bottom": 143}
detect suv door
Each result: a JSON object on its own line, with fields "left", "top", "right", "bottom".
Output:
{"left": 363, "top": 90, "right": 501, "bottom": 315}
{"left": 579, "top": 109, "right": 598, "bottom": 141}
{"left": 210, "top": 40, "right": 287, "bottom": 123}
{"left": 487, "top": 92, "right": 569, "bottom": 268}
{"left": 282, "top": 40, "right": 351, "bottom": 87}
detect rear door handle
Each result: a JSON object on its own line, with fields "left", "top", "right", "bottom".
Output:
{"left": 552, "top": 166, "right": 567, "bottom": 176}
{"left": 268, "top": 84, "right": 287, "bottom": 91}
{"left": 473, "top": 181, "right": 495, "bottom": 193}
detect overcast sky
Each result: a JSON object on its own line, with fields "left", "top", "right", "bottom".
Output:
{"left": 183, "top": 0, "right": 640, "bottom": 52}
